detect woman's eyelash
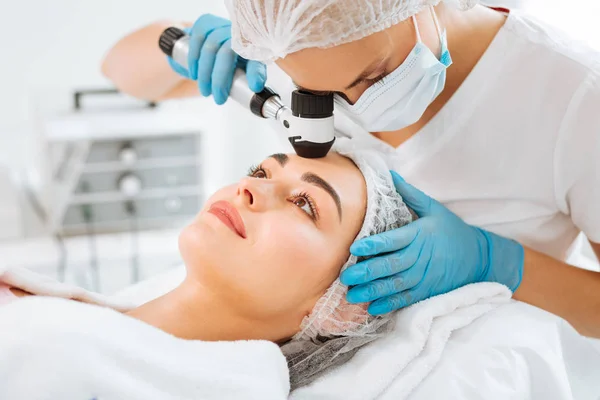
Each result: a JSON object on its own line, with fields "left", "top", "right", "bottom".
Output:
{"left": 291, "top": 191, "right": 319, "bottom": 221}
{"left": 247, "top": 164, "right": 267, "bottom": 178}
{"left": 364, "top": 71, "right": 388, "bottom": 88}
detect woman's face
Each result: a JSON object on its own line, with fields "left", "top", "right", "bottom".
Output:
{"left": 275, "top": 9, "right": 442, "bottom": 104}
{"left": 179, "top": 152, "right": 366, "bottom": 338}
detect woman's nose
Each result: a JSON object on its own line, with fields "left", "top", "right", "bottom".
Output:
{"left": 236, "top": 177, "right": 277, "bottom": 210}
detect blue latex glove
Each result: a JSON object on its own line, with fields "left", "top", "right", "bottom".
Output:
{"left": 167, "top": 14, "right": 267, "bottom": 105}
{"left": 341, "top": 171, "right": 524, "bottom": 315}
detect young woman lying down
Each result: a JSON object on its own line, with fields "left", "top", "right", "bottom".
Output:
{"left": 0, "top": 142, "right": 413, "bottom": 389}
{"left": 2, "top": 142, "right": 598, "bottom": 400}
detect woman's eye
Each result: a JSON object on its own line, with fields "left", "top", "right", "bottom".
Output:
{"left": 247, "top": 165, "right": 267, "bottom": 179}
{"left": 292, "top": 195, "right": 316, "bottom": 219}
{"left": 253, "top": 170, "right": 267, "bottom": 179}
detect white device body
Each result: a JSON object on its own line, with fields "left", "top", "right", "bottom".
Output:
{"left": 277, "top": 108, "right": 335, "bottom": 144}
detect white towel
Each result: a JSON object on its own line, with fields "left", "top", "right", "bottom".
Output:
{"left": 0, "top": 283, "right": 289, "bottom": 400}
{"left": 0, "top": 264, "right": 135, "bottom": 312}
{"left": 408, "top": 301, "right": 600, "bottom": 400}
{"left": 291, "top": 282, "right": 512, "bottom": 400}
{"left": 1, "top": 266, "right": 510, "bottom": 399}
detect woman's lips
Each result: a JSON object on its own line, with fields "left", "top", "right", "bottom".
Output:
{"left": 208, "top": 200, "right": 247, "bottom": 239}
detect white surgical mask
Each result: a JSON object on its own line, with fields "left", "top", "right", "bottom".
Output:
{"left": 334, "top": 7, "right": 452, "bottom": 132}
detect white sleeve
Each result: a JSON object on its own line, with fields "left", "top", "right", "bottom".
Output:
{"left": 554, "top": 65, "right": 600, "bottom": 243}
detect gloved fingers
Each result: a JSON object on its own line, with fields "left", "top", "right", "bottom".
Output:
{"left": 167, "top": 56, "right": 190, "bottom": 79}
{"left": 346, "top": 265, "right": 425, "bottom": 304}
{"left": 367, "top": 291, "right": 412, "bottom": 315}
{"left": 188, "top": 14, "right": 231, "bottom": 80}
{"left": 367, "top": 247, "right": 443, "bottom": 314}
{"left": 367, "top": 282, "right": 430, "bottom": 315}
{"left": 245, "top": 60, "right": 267, "bottom": 93}
{"left": 390, "top": 171, "right": 439, "bottom": 217}
{"left": 350, "top": 221, "right": 420, "bottom": 257}
{"left": 196, "top": 26, "right": 232, "bottom": 97}
{"left": 341, "top": 246, "right": 419, "bottom": 286}
{"left": 212, "top": 39, "right": 238, "bottom": 105}
{"left": 187, "top": 34, "right": 206, "bottom": 81}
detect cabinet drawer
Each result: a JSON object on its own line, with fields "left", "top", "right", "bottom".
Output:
{"left": 76, "top": 165, "right": 199, "bottom": 194}
{"left": 86, "top": 135, "right": 198, "bottom": 164}
{"left": 62, "top": 195, "right": 201, "bottom": 231}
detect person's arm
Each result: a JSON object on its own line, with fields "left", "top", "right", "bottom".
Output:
{"left": 101, "top": 20, "right": 198, "bottom": 101}
{"left": 9, "top": 287, "right": 32, "bottom": 298}
{"left": 518, "top": 69, "right": 600, "bottom": 338}
{"left": 513, "top": 246, "right": 600, "bottom": 338}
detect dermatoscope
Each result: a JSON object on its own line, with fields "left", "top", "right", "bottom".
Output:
{"left": 159, "top": 27, "right": 336, "bottom": 159}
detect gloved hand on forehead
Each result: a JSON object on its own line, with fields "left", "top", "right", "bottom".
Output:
{"left": 167, "top": 14, "right": 267, "bottom": 105}
{"left": 340, "top": 171, "right": 524, "bottom": 315}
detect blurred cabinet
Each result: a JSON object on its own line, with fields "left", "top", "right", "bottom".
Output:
{"left": 62, "top": 134, "right": 202, "bottom": 234}
{"left": 43, "top": 107, "right": 205, "bottom": 236}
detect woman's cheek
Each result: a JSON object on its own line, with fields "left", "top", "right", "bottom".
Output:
{"left": 258, "top": 216, "right": 335, "bottom": 280}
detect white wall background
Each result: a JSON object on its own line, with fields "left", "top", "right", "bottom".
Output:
{"left": 0, "top": 1, "right": 204, "bottom": 169}
{"left": 0, "top": 0, "right": 285, "bottom": 198}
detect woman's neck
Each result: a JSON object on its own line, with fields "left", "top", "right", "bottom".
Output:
{"left": 126, "top": 278, "right": 279, "bottom": 342}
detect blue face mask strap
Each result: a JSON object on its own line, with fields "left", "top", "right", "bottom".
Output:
{"left": 429, "top": 6, "right": 453, "bottom": 66}
{"left": 412, "top": 7, "right": 452, "bottom": 66}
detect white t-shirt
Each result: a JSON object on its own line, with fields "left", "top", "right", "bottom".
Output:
{"left": 324, "top": 10, "right": 600, "bottom": 261}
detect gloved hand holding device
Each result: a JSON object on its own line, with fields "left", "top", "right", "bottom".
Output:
{"left": 167, "top": 14, "right": 267, "bottom": 105}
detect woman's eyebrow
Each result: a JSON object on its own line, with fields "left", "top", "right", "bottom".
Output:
{"left": 301, "top": 172, "right": 342, "bottom": 221}
{"left": 269, "top": 153, "right": 289, "bottom": 167}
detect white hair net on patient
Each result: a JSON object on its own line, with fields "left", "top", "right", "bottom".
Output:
{"left": 225, "top": 0, "right": 478, "bottom": 62}
{"left": 281, "top": 139, "right": 414, "bottom": 390}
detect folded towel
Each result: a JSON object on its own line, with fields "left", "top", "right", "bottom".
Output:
{"left": 409, "top": 301, "right": 600, "bottom": 400}
{"left": 0, "top": 297, "right": 289, "bottom": 399}
{"left": 1, "top": 265, "right": 510, "bottom": 399}
{"left": 0, "top": 266, "right": 290, "bottom": 399}
{"left": 292, "top": 282, "right": 512, "bottom": 400}
{"left": 0, "top": 265, "right": 135, "bottom": 311}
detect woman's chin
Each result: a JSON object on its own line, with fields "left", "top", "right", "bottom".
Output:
{"left": 178, "top": 221, "right": 213, "bottom": 267}
{"left": 178, "top": 220, "right": 240, "bottom": 280}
